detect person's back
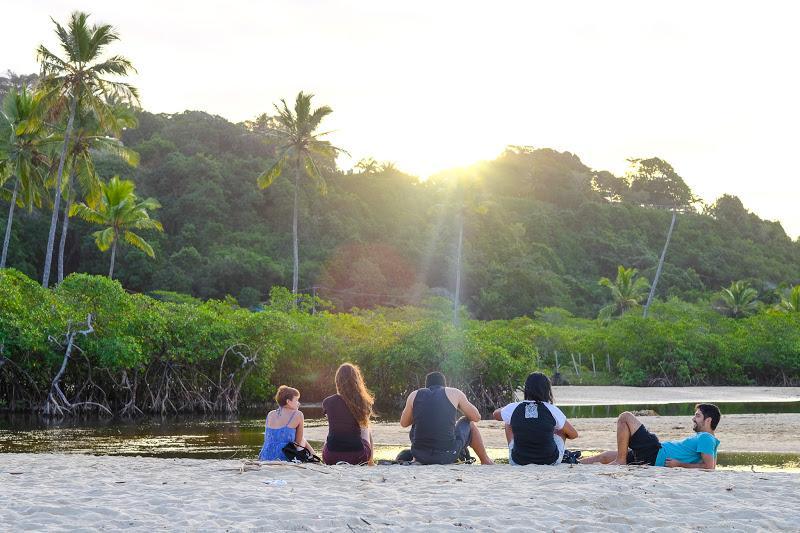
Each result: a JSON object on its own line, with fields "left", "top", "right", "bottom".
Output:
{"left": 398, "top": 371, "right": 494, "bottom": 465}
{"left": 411, "top": 385, "right": 458, "bottom": 452}
{"left": 259, "top": 408, "right": 298, "bottom": 461}
{"left": 323, "top": 394, "right": 364, "bottom": 451}
{"left": 258, "top": 385, "right": 314, "bottom": 461}
{"left": 493, "top": 372, "right": 578, "bottom": 466}
{"left": 508, "top": 400, "right": 560, "bottom": 465}
{"left": 322, "top": 363, "right": 375, "bottom": 465}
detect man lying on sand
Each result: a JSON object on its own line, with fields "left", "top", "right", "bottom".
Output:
{"left": 582, "top": 403, "right": 721, "bottom": 469}
{"left": 397, "top": 371, "right": 494, "bottom": 465}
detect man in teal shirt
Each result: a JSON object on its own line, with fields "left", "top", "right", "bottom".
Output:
{"left": 583, "top": 404, "right": 721, "bottom": 469}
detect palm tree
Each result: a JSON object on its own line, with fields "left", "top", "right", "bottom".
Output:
{"left": 70, "top": 176, "right": 161, "bottom": 278}
{"left": 56, "top": 103, "right": 138, "bottom": 282}
{"left": 777, "top": 285, "right": 800, "bottom": 313}
{"left": 712, "top": 280, "right": 760, "bottom": 318}
{"left": 598, "top": 265, "right": 650, "bottom": 320}
{"left": 36, "top": 11, "right": 138, "bottom": 287}
{"left": 0, "top": 86, "right": 49, "bottom": 268}
{"left": 354, "top": 157, "right": 379, "bottom": 174}
{"left": 256, "top": 91, "right": 346, "bottom": 295}
{"left": 642, "top": 209, "right": 677, "bottom": 318}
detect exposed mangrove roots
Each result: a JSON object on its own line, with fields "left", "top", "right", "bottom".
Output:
{"left": 0, "top": 327, "right": 259, "bottom": 417}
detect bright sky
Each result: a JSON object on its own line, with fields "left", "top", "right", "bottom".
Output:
{"left": 4, "top": 1, "right": 800, "bottom": 238}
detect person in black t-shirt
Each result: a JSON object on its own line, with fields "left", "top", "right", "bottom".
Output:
{"left": 398, "top": 371, "right": 494, "bottom": 465}
{"left": 493, "top": 372, "right": 579, "bottom": 465}
{"left": 322, "top": 363, "right": 375, "bottom": 465}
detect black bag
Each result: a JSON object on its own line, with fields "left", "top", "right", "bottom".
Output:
{"left": 561, "top": 449, "right": 582, "bottom": 464}
{"left": 282, "top": 442, "right": 321, "bottom": 463}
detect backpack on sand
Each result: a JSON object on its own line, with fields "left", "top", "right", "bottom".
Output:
{"left": 282, "top": 442, "right": 322, "bottom": 463}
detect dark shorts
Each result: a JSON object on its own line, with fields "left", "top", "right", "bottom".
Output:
{"left": 626, "top": 424, "right": 662, "bottom": 466}
{"left": 323, "top": 439, "right": 371, "bottom": 465}
{"left": 410, "top": 417, "right": 473, "bottom": 465}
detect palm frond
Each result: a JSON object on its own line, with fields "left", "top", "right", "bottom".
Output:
{"left": 308, "top": 105, "right": 333, "bottom": 130}
{"left": 70, "top": 201, "right": 106, "bottom": 224}
{"left": 123, "top": 230, "right": 155, "bottom": 257}
{"left": 257, "top": 156, "right": 286, "bottom": 189}
{"left": 93, "top": 226, "right": 115, "bottom": 251}
{"left": 304, "top": 156, "right": 328, "bottom": 195}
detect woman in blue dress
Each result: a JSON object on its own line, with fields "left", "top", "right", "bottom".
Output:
{"left": 258, "top": 385, "right": 315, "bottom": 461}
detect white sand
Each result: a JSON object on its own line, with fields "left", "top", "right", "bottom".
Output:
{"left": 551, "top": 386, "right": 800, "bottom": 405}
{"left": 2, "top": 453, "right": 799, "bottom": 531}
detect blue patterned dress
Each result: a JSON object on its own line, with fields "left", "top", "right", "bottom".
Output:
{"left": 258, "top": 409, "right": 298, "bottom": 461}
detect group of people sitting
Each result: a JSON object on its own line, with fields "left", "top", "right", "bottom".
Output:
{"left": 259, "top": 364, "right": 722, "bottom": 469}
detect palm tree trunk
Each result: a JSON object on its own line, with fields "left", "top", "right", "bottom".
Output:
{"left": 42, "top": 95, "right": 77, "bottom": 287}
{"left": 1, "top": 176, "right": 19, "bottom": 269}
{"left": 108, "top": 236, "right": 118, "bottom": 279}
{"left": 643, "top": 210, "right": 677, "bottom": 318}
{"left": 57, "top": 169, "right": 75, "bottom": 283}
{"left": 453, "top": 213, "right": 464, "bottom": 325}
{"left": 291, "top": 164, "right": 300, "bottom": 296}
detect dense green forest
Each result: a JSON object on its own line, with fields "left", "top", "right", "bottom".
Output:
{"left": 2, "top": 10, "right": 800, "bottom": 417}
{"left": 3, "top": 75, "right": 798, "bottom": 318}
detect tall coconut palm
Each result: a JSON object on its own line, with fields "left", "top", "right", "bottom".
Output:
{"left": 712, "top": 280, "right": 760, "bottom": 318}
{"left": 642, "top": 209, "right": 677, "bottom": 318}
{"left": 36, "top": 11, "right": 138, "bottom": 287}
{"left": 777, "top": 285, "right": 799, "bottom": 313}
{"left": 70, "top": 176, "right": 161, "bottom": 278}
{"left": 0, "top": 86, "right": 49, "bottom": 268}
{"left": 598, "top": 265, "right": 650, "bottom": 320}
{"left": 56, "top": 103, "right": 138, "bottom": 282}
{"left": 256, "top": 91, "right": 346, "bottom": 295}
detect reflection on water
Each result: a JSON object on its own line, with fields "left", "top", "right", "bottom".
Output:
{"left": 2, "top": 404, "right": 799, "bottom": 471}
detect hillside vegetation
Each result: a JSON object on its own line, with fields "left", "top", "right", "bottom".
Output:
{"left": 4, "top": 106, "right": 798, "bottom": 318}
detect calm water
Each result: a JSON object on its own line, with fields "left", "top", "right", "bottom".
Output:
{"left": 2, "top": 401, "right": 799, "bottom": 471}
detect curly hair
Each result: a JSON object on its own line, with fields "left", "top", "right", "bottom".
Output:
{"left": 274, "top": 385, "right": 299, "bottom": 407}
{"left": 335, "top": 363, "right": 374, "bottom": 427}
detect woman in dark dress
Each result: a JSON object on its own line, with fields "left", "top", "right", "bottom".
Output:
{"left": 322, "top": 363, "right": 374, "bottom": 465}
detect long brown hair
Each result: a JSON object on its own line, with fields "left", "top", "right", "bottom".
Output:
{"left": 335, "top": 363, "right": 374, "bottom": 427}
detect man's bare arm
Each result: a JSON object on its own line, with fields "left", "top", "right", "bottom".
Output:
{"left": 456, "top": 390, "right": 481, "bottom": 422}
{"left": 665, "top": 453, "right": 716, "bottom": 470}
{"left": 399, "top": 391, "right": 416, "bottom": 428}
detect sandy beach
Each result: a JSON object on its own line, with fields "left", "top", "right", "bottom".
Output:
{"left": 2, "top": 453, "right": 799, "bottom": 531}
{"left": 550, "top": 386, "right": 800, "bottom": 405}
{"left": 3, "top": 387, "right": 800, "bottom": 530}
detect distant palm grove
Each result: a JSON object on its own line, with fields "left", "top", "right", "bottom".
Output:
{"left": 1, "top": 12, "right": 799, "bottom": 416}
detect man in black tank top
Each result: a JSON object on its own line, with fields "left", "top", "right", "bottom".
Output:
{"left": 398, "top": 372, "right": 494, "bottom": 465}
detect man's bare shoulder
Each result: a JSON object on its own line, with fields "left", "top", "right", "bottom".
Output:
{"left": 444, "top": 386, "right": 465, "bottom": 404}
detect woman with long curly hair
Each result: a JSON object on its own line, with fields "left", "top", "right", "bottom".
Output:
{"left": 322, "top": 363, "right": 375, "bottom": 465}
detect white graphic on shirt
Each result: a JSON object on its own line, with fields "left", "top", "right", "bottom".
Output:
{"left": 525, "top": 402, "right": 539, "bottom": 418}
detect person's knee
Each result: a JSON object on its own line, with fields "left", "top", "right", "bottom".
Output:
{"left": 617, "top": 411, "right": 635, "bottom": 424}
